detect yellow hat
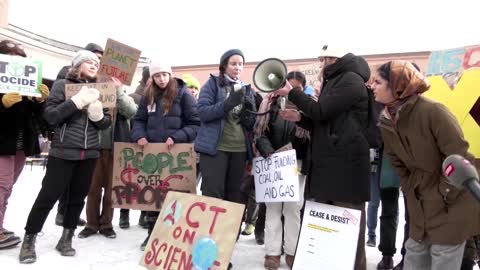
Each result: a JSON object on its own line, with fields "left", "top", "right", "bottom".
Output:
{"left": 182, "top": 74, "right": 201, "bottom": 89}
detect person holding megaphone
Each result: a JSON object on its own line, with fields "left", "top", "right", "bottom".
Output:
{"left": 274, "top": 46, "right": 372, "bottom": 270}
{"left": 194, "top": 49, "right": 257, "bottom": 270}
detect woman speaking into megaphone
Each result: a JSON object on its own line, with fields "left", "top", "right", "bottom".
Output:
{"left": 274, "top": 47, "right": 373, "bottom": 270}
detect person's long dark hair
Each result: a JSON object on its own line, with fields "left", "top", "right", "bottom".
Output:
{"left": 145, "top": 77, "right": 178, "bottom": 114}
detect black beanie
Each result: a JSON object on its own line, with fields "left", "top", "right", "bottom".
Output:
{"left": 141, "top": 66, "right": 150, "bottom": 84}
{"left": 84, "top": 43, "right": 104, "bottom": 54}
{"left": 220, "top": 49, "right": 244, "bottom": 65}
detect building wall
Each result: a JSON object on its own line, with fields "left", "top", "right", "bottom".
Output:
{"left": 1, "top": 27, "right": 430, "bottom": 94}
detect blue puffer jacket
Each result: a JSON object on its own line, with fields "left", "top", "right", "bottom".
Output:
{"left": 131, "top": 79, "right": 200, "bottom": 143}
{"left": 194, "top": 75, "right": 256, "bottom": 156}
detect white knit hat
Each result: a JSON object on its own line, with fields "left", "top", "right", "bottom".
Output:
{"left": 317, "top": 45, "right": 349, "bottom": 59}
{"left": 72, "top": 50, "right": 99, "bottom": 67}
{"left": 149, "top": 59, "right": 172, "bottom": 77}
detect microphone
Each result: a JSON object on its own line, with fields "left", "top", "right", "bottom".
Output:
{"left": 442, "top": 154, "right": 480, "bottom": 202}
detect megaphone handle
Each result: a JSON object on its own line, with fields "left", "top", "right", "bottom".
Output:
{"left": 280, "top": 97, "right": 286, "bottom": 110}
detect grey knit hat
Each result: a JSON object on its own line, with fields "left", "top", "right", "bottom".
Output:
{"left": 72, "top": 50, "right": 99, "bottom": 67}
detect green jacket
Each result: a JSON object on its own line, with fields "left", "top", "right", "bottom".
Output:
{"left": 379, "top": 95, "right": 479, "bottom": 245}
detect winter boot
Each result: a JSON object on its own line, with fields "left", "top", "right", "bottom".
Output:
{"left": 0, "top": 233, "right": 21, "bottom": 249}
{"left": 139, "top": 211, "right": 148, "bottom": 229}
{"left": 366, "top": 236, "right": 376, "bottom": 247}
{"left": 393, "top": 256, "right": 404, "bottom": 270}
{"left": 460, "top": 258, "right": 475, "bottom": 270}
{"left": 285, "top": 254, "right": 295, "bottom": 269}
{"left": 255, "top": 230, "right": 264, "bottom": 245}
{"left": 141, "top": 222, "right": 153, "bottom": 251}
{"left": 119, "top": 211, "right": 130, "bottom": 229}
{"left": 241, "top": 223, "right": 255, "bottom": 235}
{"left": 377, "top": 256, "right": 394, "bottom": 270}
{"left": 264, "top": 255, "right": 281, "bottom": 270}
{"left": 19, "top": 233, "right": 37, "bottom": 264}
{"left": 55, "top": 228, "right": 76, "bottom": 256}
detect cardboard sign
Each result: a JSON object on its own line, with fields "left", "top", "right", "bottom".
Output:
{"left": 97, "top": 38, "right": 141, "bottom": 86}
{"left": 112, "top": 142, "right": 197, "bottom": 211}
{"left": 253, "top": 149, "right": 300, "bottom": 203}
{"left": 65, "top": 82, "right": 117, "bottom": 108}
{"left": 293, "top": 201, "right": 361, "bottom": 270}
{"left": 141, "top": 192, "right": 245, "bottom": 270}
{"left": 0, "top": 54, "right": 42, "bottom": 97}
{"left": 0, "top": 0, "right": 8, "bottom": 28}
{"left": 297, "top": 63, "right": 321, "bottom": 87}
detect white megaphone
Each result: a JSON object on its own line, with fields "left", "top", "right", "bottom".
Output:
{"left": 253, "top": 58, "right": 288, "bottom": 93}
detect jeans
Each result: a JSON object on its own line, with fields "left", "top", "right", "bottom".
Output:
{"left": 367, "top": 171, "right": 381, "bottom": 239}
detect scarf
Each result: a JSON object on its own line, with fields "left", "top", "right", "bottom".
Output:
{"left": 254, "top": 93, "right": 310, "bottom": 140}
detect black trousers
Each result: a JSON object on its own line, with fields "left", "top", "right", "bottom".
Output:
{"left": 255, "top": 203, "right": 266, "bottom": 234}
{"left": 378, "top": 187, "right": 400, "bottom": 256}
{"left": 25, "top": 156, "right": 96, "bottom": 233}
{"left": 200, "top": 150, "right": 247, "bottom": 204}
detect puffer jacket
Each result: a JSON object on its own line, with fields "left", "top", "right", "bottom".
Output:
{"left": 288, "top": 53, "right": 371, "bottom": 203}
{"left": 44, "top": 75, "right": 111, "bottom": 160}
{"left": 131, "top": 78, "right": 199, "bottom": 143}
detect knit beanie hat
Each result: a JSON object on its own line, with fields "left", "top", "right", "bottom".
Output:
{"left": 72, "top": 50, "right": 99, "bottom": 67}
{"left": 149, "top": 59, "right": 172, "bottom": 77}
{"left": 220, "top": 49, "right": 244, "bottom": 65}
{"left": 84, "top": 43, "right": 104, "bottom": 54}
{"left": 182, "top": 74, "right": 201, "bottom": 89}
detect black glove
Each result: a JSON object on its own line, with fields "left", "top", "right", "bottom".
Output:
{"left": 224, "top": 87, "right": 244, "bottom": 112}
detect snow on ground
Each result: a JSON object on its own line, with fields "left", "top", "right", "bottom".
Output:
{"left": 1, "top": 165, "right": 476, "bottom": 269}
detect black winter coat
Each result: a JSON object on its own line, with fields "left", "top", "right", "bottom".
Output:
{"left": 0, "top": 95, "right": 43, "bottom": 157}
{"left": 44, "top": 75, "right": 111, "bottom": 160}
{"left": 288, "top": 53, "right": 371, "bottom": 203}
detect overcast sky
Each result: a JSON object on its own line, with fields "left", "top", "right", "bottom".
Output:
{"left": 8, "top": 0, "right": 480, "bottom": 66}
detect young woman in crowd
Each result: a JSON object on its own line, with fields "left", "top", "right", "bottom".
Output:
{"left": 371, "top": 60, "right": 479, "bottom": 270}
{"left": 131, "top": 60, "right": 200, "bottom": 250}
{"left": 19, "top": 50, "right": 111, "bottom": 263}
{"left": 0, "top": 40, "right": 48, "bottom": 249}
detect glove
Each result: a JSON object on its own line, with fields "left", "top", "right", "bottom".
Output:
{"left": 71, "top": 86, "right": 99, "bottom": 109}
{"left": 224, "top": 86, "right": 244, "bottom": 112}
{"left": 87, "top": 100, "right": 104, "bottom": 122}
{"left": 35, "top": 84, "right": 50, "bottom": 103}
{"left": 1, "top": 92, "right": 23, "bottom": 108}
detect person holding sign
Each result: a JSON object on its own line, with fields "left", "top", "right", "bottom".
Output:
{"left": 131, "top": 59, "right": 200, "bottom": 250}
{"left": 254, "top": 71, "right": 309, "bottom": 269}
{"left": 275, "top": 46, "right": 371, "bottom": 270}
{"left": 19, "top": 50, "right": 112, "bottom": 264}
{"left": 0, "top": 40, "right": 48, "bottom": 250}
{"left": 371, "top": 60, "right": 479, "bottom": 270}
{"left": 77, "top": 77, "right": 137, "bottom": 239}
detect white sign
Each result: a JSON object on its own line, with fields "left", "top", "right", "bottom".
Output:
{"left": 253, "top": 149, "right": 299, "bottom": 203}
{"left": 0, "top": 54, "right": 42, "bottom": 97}
{"left": 293, "top": 201, "right": 361, "bottom": 270}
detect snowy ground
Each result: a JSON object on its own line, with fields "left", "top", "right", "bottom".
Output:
{"left": 1, "top": 165, "right": 476, "bottom": 269}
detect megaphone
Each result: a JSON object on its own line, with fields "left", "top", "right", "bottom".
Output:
{"left": 253, "top": 58, "right": 287, "bottom": 93}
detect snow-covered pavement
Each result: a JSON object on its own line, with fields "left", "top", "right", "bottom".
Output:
{"left": 0, "top": 165, "right": 474, "bottom": 269}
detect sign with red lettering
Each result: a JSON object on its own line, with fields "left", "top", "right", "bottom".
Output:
{"left": 112, "top": 142, "right": 196, "bottom": 211}
{"left": 97, "top": 38, "right": 141, "bottom": 86}
{"left": 140, "top": 192, "right": 245, "bottom": 270}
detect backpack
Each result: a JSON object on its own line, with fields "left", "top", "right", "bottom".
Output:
{"left": 364, "top": 85, "right": 382, "bottom": 149}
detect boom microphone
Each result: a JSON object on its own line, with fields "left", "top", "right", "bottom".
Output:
{"left": 442, "top": 154, "right": 480, "bottom": 202}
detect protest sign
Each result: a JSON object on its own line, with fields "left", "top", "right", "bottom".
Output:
{"left": 0, "top": 54, "right": 42, "bottom": 97}
{"left": 297, "top": 63, "right": 321, "bottom": 87}
{"left": 293, "top": 201, "right": 361, "bottom": 270}
{"left": 253, "top": 149, "right": 300, "bottom": 203}
{"left": 97, "top": 38, "right": 141, "bottom": 86}
{"left": 65, "top": 82, "right": 117, "bottom": 108}
{"left": 0, "top": 0, "right": 8, "bottom": 28}
{"left": 112, "top": 142, "right": 197, "bottom": 211}
{"left": 140, "top": 191, "right": 245, "bottom": 270}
